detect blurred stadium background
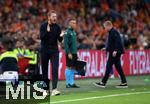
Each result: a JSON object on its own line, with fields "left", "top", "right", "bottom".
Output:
{"left": 0, "top": 0, "right": 149, "bottom": 50}
{"left": 0, "top": 0, "right": 150, "bottom": 104}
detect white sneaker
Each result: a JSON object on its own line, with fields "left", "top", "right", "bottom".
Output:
{"left": 51, "top": 89, "right": 61, "bottom": 96}
{"left": 43, "top": 90, "right": 49, "bottom": 96}
{"left": 110, "top": 74, "right": 115, "bottom": 79}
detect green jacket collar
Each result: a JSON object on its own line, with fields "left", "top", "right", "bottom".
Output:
{"left": 68, "top": 26, "right": 74, "bottom": 31}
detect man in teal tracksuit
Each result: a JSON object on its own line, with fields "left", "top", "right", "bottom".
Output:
{"left": 64, "top": 18, "right": 79, "bottom": 88}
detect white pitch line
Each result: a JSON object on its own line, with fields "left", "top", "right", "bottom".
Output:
{"left": 49, "top": 91, "right": 150, "bottom": 104}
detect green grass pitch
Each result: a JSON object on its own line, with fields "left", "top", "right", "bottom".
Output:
{"left": 50, "top": 75, "right": 150, "bottom": 104}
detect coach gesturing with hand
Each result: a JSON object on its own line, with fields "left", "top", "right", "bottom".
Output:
{"left": 40, "top": 10, "right": 63, "bottom": 96}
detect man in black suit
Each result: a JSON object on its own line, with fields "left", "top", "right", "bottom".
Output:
{"left": 94, "top": 21, "right": 128, "bottom": 88}
{"left": 40, "top": 10, "right": 63, "bottom": 96}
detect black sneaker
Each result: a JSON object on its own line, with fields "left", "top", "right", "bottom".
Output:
{"left": 66, "top": 84, "right": 72, "bottom": 88}
{"left": 94, "top": 82, "right": 106, "bottom": 88}
{"left": 116, "top": 83, "right": 128, "bottom": 88}
{"left": 70, "top": 84, "right": 80, "bottom": 88}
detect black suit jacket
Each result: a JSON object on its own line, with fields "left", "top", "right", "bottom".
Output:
{"left": 40, "top": 21, "right": 62, "bottom": 52}
{"left": 106, "top": 28, "right": 125, "bottom": 54}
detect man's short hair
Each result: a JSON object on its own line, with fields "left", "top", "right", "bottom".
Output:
{"left": 103, "top": 20, "right": 113, "bottom": 27}
{"left": 47, "top": 10, "right": 57, "bottom": 16}
{"left": 2, "top": 36, "right": 15, "bottom": 51}
{"left": 68, "top": 17, "right": 76, "bottom": 22}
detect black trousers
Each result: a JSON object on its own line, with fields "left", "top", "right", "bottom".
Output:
{"left": 41, "top": 50, "right": 59, "bottom": 90}
{"left": 102, "top": 53, "right": 127, "bottom": 84}
{"left": 66, "top": 54, "right": 77, "bottom": 68}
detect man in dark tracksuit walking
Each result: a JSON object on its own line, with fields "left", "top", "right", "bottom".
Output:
{"left": 40, "top": 10, "right": 63, "bottom": 96}
{"left": 94, "top": 21, "right": 128, "bottom": 88}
